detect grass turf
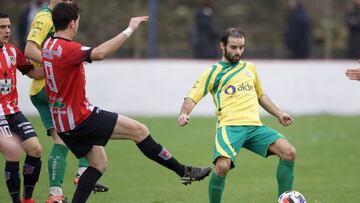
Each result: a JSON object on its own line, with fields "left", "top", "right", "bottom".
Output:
{"left": 0, "top": 115, "right": 359, "bottom": 203}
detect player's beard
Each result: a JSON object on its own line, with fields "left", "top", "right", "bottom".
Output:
{"left": 224, "top": 48, "right": 241, "bottom": 64}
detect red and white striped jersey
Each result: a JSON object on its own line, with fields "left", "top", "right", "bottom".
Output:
{"left": 42, "top": 37, "right": 93, "bottom": 132}
{"left": 0, "top": 43, "right": 33, "bottom": 116}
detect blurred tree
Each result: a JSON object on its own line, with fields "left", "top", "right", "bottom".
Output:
{"left": 2, "top": 0, "right": 354, "bottom": 59}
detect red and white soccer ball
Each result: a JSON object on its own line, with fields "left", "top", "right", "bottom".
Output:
{"left": 278, "top": 190, "right": 306, "bottom": 203}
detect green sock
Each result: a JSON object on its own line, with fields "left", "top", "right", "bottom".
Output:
{"left": 208, "top": 172, "right": 226, "bottom": 203}
{"left": 276, "top": 160, "right": 295, "bottom": 197}
{"left": 48, "top": 144, "right": 68, "bottom": 187}
{"left": 78, "top": 157, "right": 89, "bottom": 168}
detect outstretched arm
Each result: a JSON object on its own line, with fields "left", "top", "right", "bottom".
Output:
{"left": 90, "top": 16, "right": 148, "bottom": 61}
{"left": 177, "top": 97, "right": 197, "bottom": 126}
{"left": 258, "top": 94, "right": 293, "bottom": 127}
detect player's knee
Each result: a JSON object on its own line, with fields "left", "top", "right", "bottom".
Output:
{"left": 25, "top": 143, "right": 42, "bottom": 157}
{"left": 215, "top": 159, "right": 231, "bottom": 176}
{"left": 282, "top": 145, "right": 296, "bottom": 161}
{"left": 32, "top": 144, "right": 42, "bottom": 157}
{"left": 92, "top": 160, "right": 108, "bottom": 173}
{"left": 134, "top": 123, "right": 149, "bottom": 140}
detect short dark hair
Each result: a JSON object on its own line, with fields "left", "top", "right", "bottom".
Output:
{"left": 52, "top": 3, "right": 80, "bottom": 31}
{"left": 220, "top": 27, "right": 245, "bottom": 47}
{"left": 0, "top": 13, "right": 9, "bottom": 19}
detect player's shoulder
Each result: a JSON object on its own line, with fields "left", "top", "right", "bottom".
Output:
{"left": 4, "top": 42, "right": 15, "bottom": 48}
{"left": 56, "top": 38, "right": 80, "bottom": 47}
{"left": 2, "top": 44, "right": 25, "bottom": 63}
{"left": 243, "top": 60, "right": 257, "bottom": 71}
{"left": 58, "top": 39, "right": 88, "bottom": 53}
{"left": 209, "top": 62, "right": 225, "bottom": 71}
{"left": 70, "top": 41, "right": 89, "bottom": 51}
{"left": 32, "top": 8, "right": 52, "bottom": 23}
{"left": 201, "top": 63, "right": 220, "bottom": 75}
{"left": 37, "top": 7, "right": 52, "bottom": 16}
{"left": 243, "top": 60, "right": 255, "bottom": 67}
{"left": 3, "top": 43, "right": 20, "bottom": 52}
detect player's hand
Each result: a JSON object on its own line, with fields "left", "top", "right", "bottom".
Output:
{"left": 345, "top": 68, "right": 360, "bottom": 81}
{"left": 177, "top": 114, "right": 190, "bottom": 126}
{"left": 128, "top": 16, "right": 149, "bottom": 31}
{"left": 278, "top": 112, "right": 293, "bottom": 127}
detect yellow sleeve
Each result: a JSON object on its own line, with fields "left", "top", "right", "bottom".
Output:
{"left": 27, "top": 12, "right": 53, "bottom": 47}
{"left": 187, "top": 67, "right": 214, "bottom": 103}
{"left": 248, "top": 62, "right": 264, "bottom": 97}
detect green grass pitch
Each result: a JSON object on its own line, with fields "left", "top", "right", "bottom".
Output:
{"left": 0, "top": 115, "right": 359, "bottom": 203}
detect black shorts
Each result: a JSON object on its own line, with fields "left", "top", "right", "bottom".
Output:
{"left": 1, "top": 112, "right": 37, "bottom": 141}
{"left": 58, "top": 107, "right": 118, "bottom": 159}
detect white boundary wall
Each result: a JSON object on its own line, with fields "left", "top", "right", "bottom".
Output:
{"left": 16, "top": 59, "right": 360, "bottom": 116}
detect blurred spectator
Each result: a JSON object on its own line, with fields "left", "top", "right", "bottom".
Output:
{"left": 17, "top": 0, "right": 46, "bottom": 50}
{"left": 284, "top": 0, "right": 311, "bottom": 59}
{"left": 190, "top": 0, "right": 220, "bottom": 59}
{"left": 346, "top": 0, "right": 360, "bottom": 59}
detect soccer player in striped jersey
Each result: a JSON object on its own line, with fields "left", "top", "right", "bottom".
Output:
{"left": 0, "top": 12, "right": 44, "bottom": 203}
{"left": 24, "top": 1, "right": 108, "bottom": 202}
{"left": 178, "top": 27, "right": 297, "bottom": 203}
{"left": 42, "top": 3, "right": 211, "bottom": 202}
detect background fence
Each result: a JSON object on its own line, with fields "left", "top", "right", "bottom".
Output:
{"left": 16, "top": 59, "right": 360, "bottom": 116}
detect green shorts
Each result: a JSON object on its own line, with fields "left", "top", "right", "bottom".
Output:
{"left": 30, "top": 87, "right": 54, "bottom": 132}
{"left": 213, "top": 125, "right": 285, "bottom": 168}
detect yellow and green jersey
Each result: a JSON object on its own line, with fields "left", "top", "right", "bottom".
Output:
{"left": 27, "top": 7, "right": 54, "bottom": 96}
{"left": 187, "top": 60, "right": 264, "bottom": 127}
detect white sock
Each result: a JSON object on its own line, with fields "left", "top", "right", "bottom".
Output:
{"left": 49, "top": 186, "right": 63, "bottom": 196}
{"left": 77, "top": 167, "right": 87, "bottom": 176}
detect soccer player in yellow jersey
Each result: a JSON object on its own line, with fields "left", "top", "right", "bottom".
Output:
{"left": 346, "top": 59, "right": 360, "bottom": 81}
{"left": 178, "top": 27, "right": 297, "bottom": 203}
{"left": 24, "top": 1, "right": 107, "bottom": 202}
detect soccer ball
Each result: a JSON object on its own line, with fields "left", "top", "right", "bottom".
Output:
{"left": 278, "top": 190, "right": 306, "bottom": 203}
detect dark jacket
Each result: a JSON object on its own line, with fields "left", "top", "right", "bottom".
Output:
{"left": 284, "top": 4, "right": 311, "bottom": 59}
{"left": 191, "top": 6, "right": 219, "bottom": 59}
{"left": 346, "top": 4, "right": 360, "bottom": 58}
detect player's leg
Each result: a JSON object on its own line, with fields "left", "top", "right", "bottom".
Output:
{"left": 208, "top": 157, "right": 231, "bottom": 203}
{"left": 111, "top": 114, "right": 211, "bottom": 184}
{"left": 244, "top": 125, "right": 296, "bottom": 197}
{"left": 53, "top": 107, "right": 114, "bottom": 202}
{"left": 73, "top": 156, "right": 109, "bottom": 193}
{"left": 0, "top": 133, "right": 22, "bottom": 203}
{"left": 71, "top": 146, "right": 107, "bottom": 203}
{"left": 46, "top": 129, "right": 70, "bottom": 202}
{"left": 7, "top": 112, "right": 42, "bottom": 202}
{"left": 208, "top": 126, "right": 245, "bottom": 203}
{"left": 268, "top": 138, "right": 296, "bottom": 197}
{"left": 49, "top": 128, "right": 109, "bottom": 196}
{"left": 73, "top": 157, "right": 89, "bottom": 189}
{"left": 19, "top": 137, "right": 42, "bottom": 201}
{"left": 75, "top": 157, "right": 88, "bottom": 180}
{"left": 30, "top": 89, "right": 69, "bottom": 201}
{"left": 31, "top": 89, "right": 108, "bottom": 201}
